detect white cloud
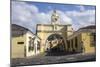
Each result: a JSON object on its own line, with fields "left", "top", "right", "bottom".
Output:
{"left": 12, "top": 1, "right": 39, "bottom": 32}
{"left": 12, "top": 1, "right": 95, "bottom": 32}
{"left": 57, "top": 10, "right": 72, "bottom": 24}
{"left": 12, "top": 1, "right": 72, "bottom": 33}
{"left": 66, "top": 9, "right": 95, "bottom": 30}
{"left": 76, "top": 5, "right": 85, "bottom": 11}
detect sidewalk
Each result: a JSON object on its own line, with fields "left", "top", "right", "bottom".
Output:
{"left": 11, "top": 53, "right": 96, "bottom": 67}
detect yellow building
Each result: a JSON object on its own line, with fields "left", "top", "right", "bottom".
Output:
{"left": 67, "top": 25, "right": 96, "bottom": 54}
{"left": 11, "top": 24, "right": 41, "bottom": 58}
{"left": 36, "top": 10, "right": 73, "bottom": 53}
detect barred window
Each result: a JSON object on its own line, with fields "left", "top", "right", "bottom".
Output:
{"left": 90, "top": 33, "right": 96, "bottom": 47}
{"left": 37, "top": 41, "right": 40, "bottom": 50}
{"left": 28, "top": 37, "right": 34, "bottom": 51}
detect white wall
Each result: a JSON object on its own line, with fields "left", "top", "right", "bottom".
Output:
{"left": 26, "top": 31, "right": 41, "bottom": 57}
{"left": 26, "top": 31, "right": 35, "bottom": 57}
{"left": 34, "top": 37, "right": 41, "bottom": 54}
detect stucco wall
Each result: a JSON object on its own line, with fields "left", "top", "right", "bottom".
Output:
{"left": 11, "top": 34, "right": 26, "bottom": 58}
{"left": 81, "top": 33, "right": 95, "bottom": 53}
{"left": 26, "top": 32, "right": 35, "bottom": 57}
{"left": 37, "top": 24, "right": 73, "bottom": 52}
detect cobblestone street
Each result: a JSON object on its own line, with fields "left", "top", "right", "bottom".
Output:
{"left": 11, "top": 53, "right": 96, "bottom": 67}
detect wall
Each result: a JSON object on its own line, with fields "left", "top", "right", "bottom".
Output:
{"left": 81, "top": 32, "right": 95, "bottom": 53}
{"left": 26, "top": 31, "right": 35, "bottom": 57}
{"left": 26, "top": 31, "right": 41, "bottom": 57}
{"left": 11, "top": 34, "right": 26, "bottom": 58}
{"left": 36, "top": 24, "right": 73, "bottom": 52}
{"left": 67, "top": 32, "right": 95, "bottom": 54}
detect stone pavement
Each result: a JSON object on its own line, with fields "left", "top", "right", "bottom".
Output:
{"left": 11, "top": 53, "right": 96, "bottom": 67}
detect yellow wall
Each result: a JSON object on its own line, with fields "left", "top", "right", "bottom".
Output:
{"left": 81, "top": 33, "right": 95, "bottom": 53}
{"left": 11, "top": 34, "right": 26, "bottom": 58}
{"left": 37, "top": 24, "right": 73, "bottom": 52}
{"left": 67, "top": 32, "right": 95, "bottom": 54}
{"left": 11, "top": 32, "right": 41, "bottom": 58}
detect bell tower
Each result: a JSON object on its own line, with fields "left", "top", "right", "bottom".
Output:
{"left": 51, "top": 10, "right": 60, "bottom": 31}
{"left": 51, "top": 10, "right": 60, "bottom": 25}
{"left": 36, "top": 10, "right": 73, "bottom": 53}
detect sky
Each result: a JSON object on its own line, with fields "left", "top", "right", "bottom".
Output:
{"left": 11, "top": 1, "right": 96, "bottom": 33}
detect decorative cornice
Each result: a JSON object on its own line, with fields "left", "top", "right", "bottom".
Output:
{"left": 37, "top": 30, "right": 73, "bottom": 33}
{"left": 37, "top": 24, "right": 72, "bottom": 26}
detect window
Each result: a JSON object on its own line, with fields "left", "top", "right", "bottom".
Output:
{"left": 17, "top": 42, "right": 24, "bottom": 44}
{"left": 28, "top": 37, "right": 34, "bottom": 51}
{"left": 90, "top": 33, "right": 96, "bottom": 47}
{"left": 37, "top": 41, "right": 40, "bottom": 50}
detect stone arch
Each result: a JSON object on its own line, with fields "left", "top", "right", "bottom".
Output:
{"left": 45, "top": 33, "right": 66, "bottom": 52}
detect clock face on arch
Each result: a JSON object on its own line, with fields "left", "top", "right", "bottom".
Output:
{"left": 51, "top": 10, "right": 59, "bottom": 23}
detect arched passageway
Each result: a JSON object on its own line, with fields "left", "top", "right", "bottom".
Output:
{"left": 45, "top": 34, "right": 66, "bottom": 56}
